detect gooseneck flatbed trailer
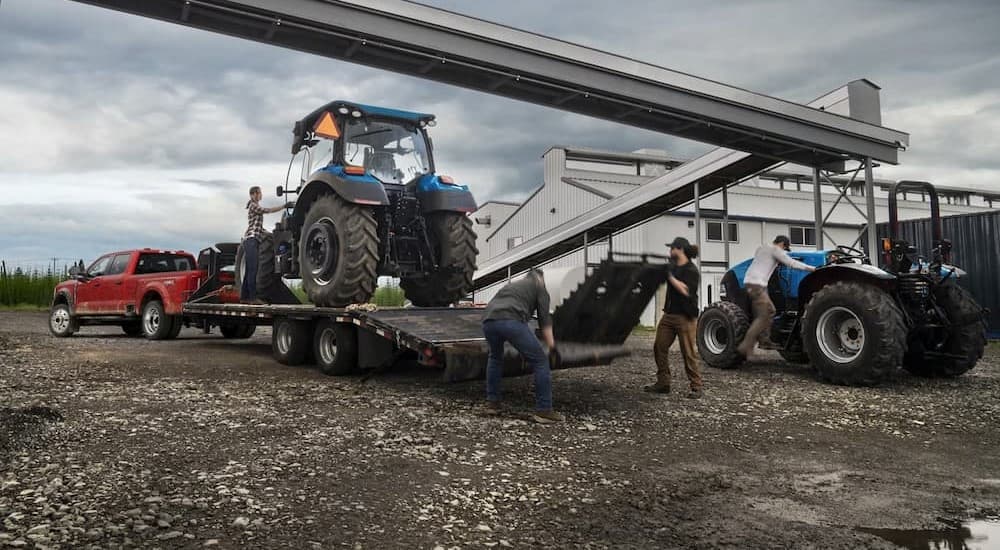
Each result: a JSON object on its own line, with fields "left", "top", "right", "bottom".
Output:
{"left": 181, "top": 245, "right": 666, "bottom": 381}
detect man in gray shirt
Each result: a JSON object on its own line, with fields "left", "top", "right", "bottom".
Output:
{"left": 482, "top": 269, "right": 562, "bottom": 423}
{"left": 737, "top": 235, "right": 816, "bottom": 358}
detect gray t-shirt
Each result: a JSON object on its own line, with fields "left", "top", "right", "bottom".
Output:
{"left": 744, "top": 245, "right": 812, "bottom": 287}
{"left": 483, "top": 275, "right": 552, "bottom": 328}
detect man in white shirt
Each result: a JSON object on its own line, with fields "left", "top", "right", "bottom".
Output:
{"left": 737, "top": 235, "right": 816, "bottom": 358}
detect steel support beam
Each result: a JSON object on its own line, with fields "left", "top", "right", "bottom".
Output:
{"left": 813, "top": 167, "right": 823, "bottom": 250}
{"left": 864, "top": 158, "right": 879, "bottom": 266}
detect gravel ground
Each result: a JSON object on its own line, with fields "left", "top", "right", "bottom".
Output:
{"left": 1, "top": 311, "right": 999, "bottom": 549}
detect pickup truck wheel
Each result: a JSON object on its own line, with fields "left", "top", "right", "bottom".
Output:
{"left": 122, "top": 322, "right": 142, "bottom": 337}
{"left": 48, "top": 304, "right": 78, "bottom": 337}
{"left": 313, "top": 319, "right": 358, "bottom": 376}
{"left": 142, "top": 300, "right": 175, "bottom": 340}
{"left": 272, "top": 317, "right": 312, "bottom": 366}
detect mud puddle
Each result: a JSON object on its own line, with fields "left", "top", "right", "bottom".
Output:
{"left": 859, "top": 519, "right": 1000, "bottom": 549}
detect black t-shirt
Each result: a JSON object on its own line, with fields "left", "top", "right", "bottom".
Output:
{"left": 665, "top": 262, "right": 700, "bottom": 319}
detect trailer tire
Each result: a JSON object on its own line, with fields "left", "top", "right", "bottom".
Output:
{"left": 697, "top": 301, "right": 749, "bottom": 369}
{"left": 122, "top": 322, "right": 142, "bottom": 337}
{"left": 314, "top": 319, "right": 358, "bottom": 376}
{"left": 142, "top": 300, "right": 176, "bottom": 340}
{"left": 299, "top": 194, "right": 378, "bottom": 307}
{"left": 272, "top": 317, "right": 312, "bottom": 366}
{"left": 401, "top": 212, "right": 477, "bottom": 307}
{"left": 903, "top": 283, "right": 986, "bottom": 378}
{"left": 802, "top": 281, "right": 905, "bottom": 386}
{"left": 48, "top": 303, "right": 78, "bottom": 338}
{"left": 220, "top": 323, "right": 256, "bottom": 339}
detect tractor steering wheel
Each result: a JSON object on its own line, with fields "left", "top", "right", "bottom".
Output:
{"left": 829, "top": 245, "right": 867, "bottom": 265}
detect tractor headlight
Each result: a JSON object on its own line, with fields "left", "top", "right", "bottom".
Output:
{"left": 351, "top": 110, "right": 362, "bottom": 118}
{"left": 337, "top": 106, "right": 350, "bottom": 114}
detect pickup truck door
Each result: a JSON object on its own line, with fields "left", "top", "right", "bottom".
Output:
{"left": 74, "top": 255, "right": 112, "bottom": 314}
{"left": 97, "top": 253, "right": 133, "bottom": 314}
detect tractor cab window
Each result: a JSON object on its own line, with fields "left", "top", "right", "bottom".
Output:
{"left": 342, "top": 118, "right": 431, "bottom": 184}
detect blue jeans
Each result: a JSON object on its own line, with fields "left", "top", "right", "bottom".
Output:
{"left": 240, "top": 237, "right": 258, "bottom": 301}
{"left": 482, "top": 319, "right": 552, "bottom": 411}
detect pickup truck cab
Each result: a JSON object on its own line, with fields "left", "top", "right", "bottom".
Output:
{"left": 49, "top": 248, "right": 205, "bottom": 339}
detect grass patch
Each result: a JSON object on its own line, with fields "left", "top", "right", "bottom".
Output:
{"left": 289, "top": 284, "right": 407, "bottom": 307}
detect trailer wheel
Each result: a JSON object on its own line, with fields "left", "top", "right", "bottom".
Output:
{"left": 802, "top": 281, "right": 905, "bottom": 386}
{"left": 903, "top": 283, "right": 986, "bottom": 377}
{"left": 142, "top": 300, "right": 176, "bottom": 340}
{"left": 313, "top": 319, "right": 358, "bottom": 376}
{"left": 272, "top": 317, "right": 312, "bottom": 366}
{"left": 299, "top": 194, "right": 378, "bottom": 307}
{"left": 48, "top": 303, "right": 78, "bottom": 338}
{"left": 220, "top": 324, "right": 256, "bottom": 339}
{"left": 697, "top": 301, "right": 749, "bottom": 369}
{"left": 122, "top": 322, "right": 142, "bottom": 337}
{"left": 401, "top": 212, "right": 478, "bottom": 307}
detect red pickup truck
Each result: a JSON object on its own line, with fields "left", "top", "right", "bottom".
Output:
{"left": 49, "top": 249, "right": 206, "bottom": 339}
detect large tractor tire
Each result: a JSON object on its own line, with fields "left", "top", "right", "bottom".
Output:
{"left": 903, "top": 283, "right": 986, "bottom": 377}
{"left": 299, "top": 195, "right": 378, "bottom": 307}
{"left": 697, "top": 301, "right": 750, "bottom": 369}
{"left": 802, "top": 281, "right": 906, "bottom": 386}
{"left": 234, "top": 233, "right": 277, "bottom": 300}
{"left": 400, "top": 212, "right": 477, "bottom": 307}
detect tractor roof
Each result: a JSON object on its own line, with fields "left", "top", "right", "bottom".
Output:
{"left": 299, "top": 100, "right": 435, "bottom": 128}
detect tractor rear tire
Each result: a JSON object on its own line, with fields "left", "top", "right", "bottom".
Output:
{"left": 299, "top": 195, "right": 378, "bottom": 307}
{"left": 400, "top": 212, "right": 477, "bottom": 307}
{"left": 903, "top": 283, "right": 985, "bottom": 377}
{"left": 802, "top": 281, "right": 906, "bottom": 386}
{"left": 697, "top": 301, "right": 750, "bottom": 369}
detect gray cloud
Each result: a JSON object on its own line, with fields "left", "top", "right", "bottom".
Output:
{"left": 1, "top": 0, "right": 998, "bottom": 264}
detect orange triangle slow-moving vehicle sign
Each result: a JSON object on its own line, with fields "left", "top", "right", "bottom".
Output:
{"left": 313, "top": 111, "right": 340, "bottom": 139}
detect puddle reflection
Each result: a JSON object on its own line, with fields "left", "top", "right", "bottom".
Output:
{"left": 858, "top": 520, "right": 1000, "bottom": 550}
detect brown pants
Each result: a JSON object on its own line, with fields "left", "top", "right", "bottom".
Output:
{"left": 737, "top": 284, "right": 777, "bottom": 356}
{"left": 653, "top": 313, "right": 702, "bottom": 390}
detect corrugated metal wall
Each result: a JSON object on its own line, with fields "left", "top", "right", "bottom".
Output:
{"left": 876, "top": 210, "right": 1000, "bottom": 336}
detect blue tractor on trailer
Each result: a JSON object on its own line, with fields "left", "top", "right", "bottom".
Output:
{"left": 697, "top": 181, "right": 987, "bottom": 386}
{"left": 236, "top": 101, "right": 478, "bottom": 308}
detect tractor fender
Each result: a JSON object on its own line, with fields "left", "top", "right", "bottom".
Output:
{"left": 798, "top": 263, "right": 896, "bottom": 311}
{"left": 290, "top": 170, "right": 389, "bottom": 229}
{"left": 419, "top": 188, "right": 477, "bottom": 214}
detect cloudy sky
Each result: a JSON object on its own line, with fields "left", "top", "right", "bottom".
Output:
{"left": 1, "top": 0, "right": 998, "bottom": 270}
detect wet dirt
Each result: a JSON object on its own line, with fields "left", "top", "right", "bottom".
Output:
{"left": 858, "top": 518, "right": 1000, "bottom": 549}
{"left": 1, "top": 311, "right": 1000, "bottom": 548}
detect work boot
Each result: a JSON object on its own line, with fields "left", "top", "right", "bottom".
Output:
{"left": 643, "top": 384, "right": 670, "bottom": 395}
{"left": 686, "top": 389, "right": 703, "bottom": 399}
{"left": 483, "top": 401, "right": 501, "bottom": 416}
{"left": 531, "top": 410, "right": 566, "bottom": 424}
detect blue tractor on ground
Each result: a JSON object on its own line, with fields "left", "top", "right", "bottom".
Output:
{"left": 697, "top": 181, "right": 986, "bottom": 386}
{"left": 236, "top": 101, "right": 478, "bottom": 307}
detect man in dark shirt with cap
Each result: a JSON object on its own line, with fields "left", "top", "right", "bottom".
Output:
{"left": 646, "top": 237, "right": 704, "bottom": 398}
{"left": 481, "top": 269, "right": 563, "bottom": 424}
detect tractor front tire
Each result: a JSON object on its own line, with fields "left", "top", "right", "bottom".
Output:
{"left": 234, "top": 233, "right": 277, "bottom": 301}
{"left": 299, "top": 195, "right": 378, "bottom": 307}
{"left": 697, "top": 301, "right": 750, "bottom": 369}
{"left": 802, "top": 281, "right": 906, "bottom": 386}
{"left": 903, "top": 283, "right": 985, "bottom": 377}
{"left": 401, "top": 212, "right": 477, "bottom": 307}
